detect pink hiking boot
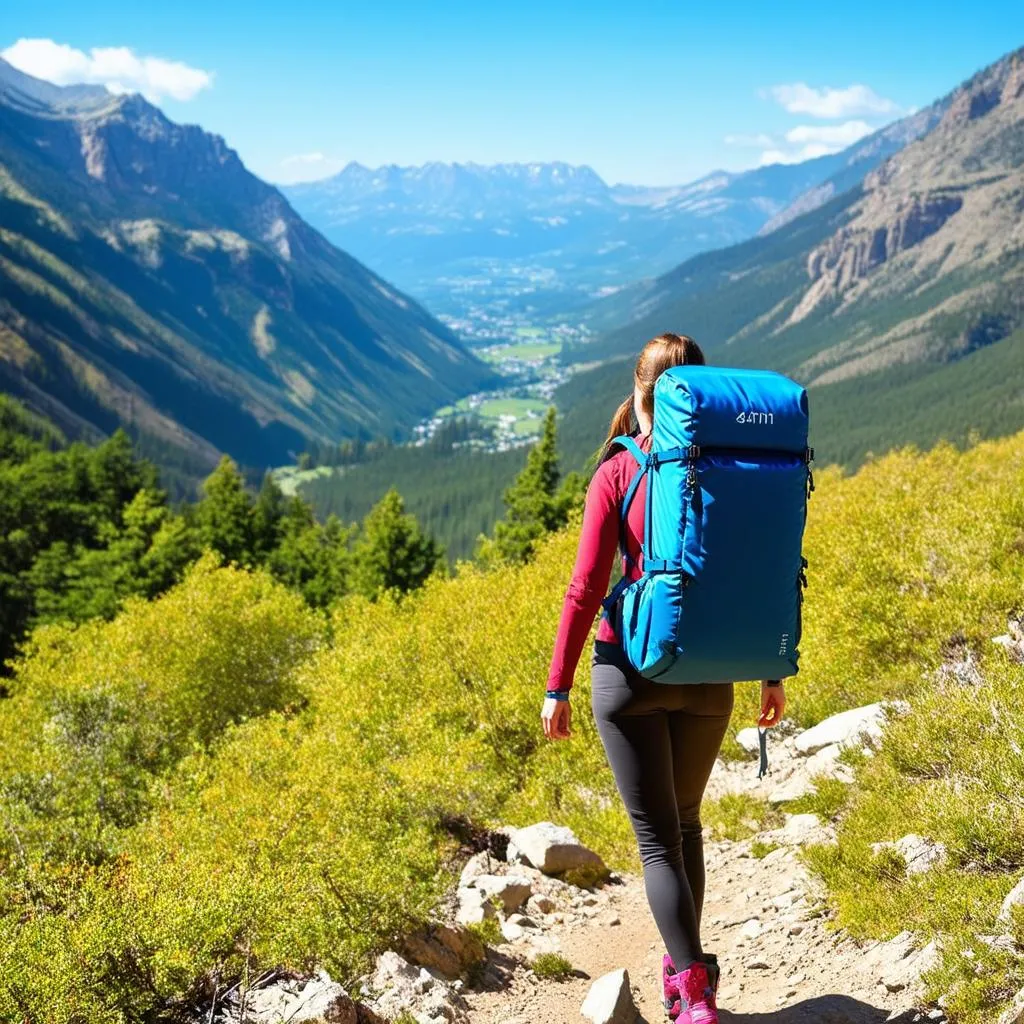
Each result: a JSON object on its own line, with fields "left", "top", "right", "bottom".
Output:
{"left": 662, "top": 957, "right": 718, "bottom": 1023}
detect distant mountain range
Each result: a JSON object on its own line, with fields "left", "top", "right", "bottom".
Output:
{"left": 0, "top": 58, "right": 494, "bottom": 481}
{"left": 284, "top": 108, "right": 947, "bottom": 315}
{"left": 557, "top": 46, "right": 1024, "bottom": 470}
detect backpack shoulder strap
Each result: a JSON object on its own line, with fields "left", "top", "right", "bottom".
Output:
{"left": 609, "top": 434, "right": 645, "bottom": 468}
{"left": 601, "top": 435, "right": 650, "bottom": 618}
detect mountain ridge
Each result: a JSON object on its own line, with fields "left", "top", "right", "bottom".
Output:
{"left": 556, "top": 44, "right": 1024, "bottom": 472}
{"left": 0, "top": 57, "right": 494, "bottom": 481}
{"left": 285, "top": 107, "right": 951, "bottom": 316}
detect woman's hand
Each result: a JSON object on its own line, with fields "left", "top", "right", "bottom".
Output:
{"left": 542, "top": 697, "right": 572, "bottom": 740}
{"left": 758, "top": 681, "right": 785, "bottom": 728}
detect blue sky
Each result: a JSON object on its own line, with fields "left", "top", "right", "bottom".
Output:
{"left": 3, "top": 1, "right": 1022, "bottom": 187}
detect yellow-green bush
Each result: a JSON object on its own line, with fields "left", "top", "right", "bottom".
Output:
{"left": 1, "top": 434, "right": 1023, "bottom": 1022}
{"left": 805, "top": 653, "right": 1024, "bottom": 1023}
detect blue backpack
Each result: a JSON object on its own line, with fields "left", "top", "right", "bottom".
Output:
{"left": 603, "top": 365, "right": 812, "bottom": 684}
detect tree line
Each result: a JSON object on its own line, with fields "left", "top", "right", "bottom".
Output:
{"left": 0, "top": 398, "right": 583, "bottom": 671}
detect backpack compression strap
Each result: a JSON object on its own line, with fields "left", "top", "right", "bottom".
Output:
{"left": 601, "top": 435, "right": 647, "bottom": 618}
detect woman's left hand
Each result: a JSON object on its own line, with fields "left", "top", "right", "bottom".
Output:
{"left": 758, "top": 681, "right": 785, "bottom": 727}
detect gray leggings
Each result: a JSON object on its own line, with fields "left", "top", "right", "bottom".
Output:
{"left": 591, "top": 641, "right": 734, "bottom": 969}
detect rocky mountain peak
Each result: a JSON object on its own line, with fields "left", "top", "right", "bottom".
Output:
{"left": 790, "top": 45, "right": 1023, "bottom": 326}
{"left": 0, "top": 56, "right": 115, "bottom": 117}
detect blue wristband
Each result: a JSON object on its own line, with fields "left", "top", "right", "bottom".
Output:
{"left": 545, "top": 690, "right": 570, "bottom": 702}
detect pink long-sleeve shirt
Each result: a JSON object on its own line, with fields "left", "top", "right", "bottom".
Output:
{"left": 546, "top": 433, "right": 651, "bottom": 693}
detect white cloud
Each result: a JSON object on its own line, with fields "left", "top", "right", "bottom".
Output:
{"left": 1, "top": 38, "right": 213, "bottom": 102}
{"left": 784, "top": 120, "right": 874, "bottom": 147}
{"left": 730, "top": 119, "right": 876, "bottom": 167}
{"left": 765, "top": 82, "right": 899, "bottom": 119}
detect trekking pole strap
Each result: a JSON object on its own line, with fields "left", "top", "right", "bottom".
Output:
{"left": 757, "top": 727, "right": 769, "bottom": 779}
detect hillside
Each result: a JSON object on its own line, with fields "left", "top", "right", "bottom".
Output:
{"left": 0, "top": 59, "right": 494, "bottom": 479}
{"left": 283, "top": 115, "right": 940, "bottom": 319}
{"left": 559, "top": 46, "right": 1024, "bottom": 470}
{"left": 1, "top": 428, "right": 1023, "bottom": 1023}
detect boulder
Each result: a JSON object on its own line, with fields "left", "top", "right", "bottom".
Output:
{"left": 366, "top": 952, "right": 468, "bottom": 1024}
{"left": 794, "top": 703, "right": 889, "bottom": 755}
{"left": 780, "top": 812, "right": 827, "bottom": 844}
{"left": 472, "top": 873, "right": 534, "bottom": 913}
{"left": 767, "top": 777, "right": 816, "bottom": 805}
{"left": 804, "top": 742, "right": 855, "bottom": 782}
{"left": 879, "top": 938, "right": 940, "bottom": 994}
{"left": 281, "top": 971, "right": 358, "bottom": 1024}
{"left": 998, "top": 874, "right": 1024, "bottom": 923}
{"left": 735, "top": 727, "right": 762, "bottom": 755}
{"left": 454, "top": 886, "right": 496, "bottom": 926}
{"left": 580, "top": 968, "right": 638, "bottom": 1024}
{"left": 458, "top": 850, "right": 495, "bottom": 889}
{"left": 400, "top": 923, "right": 485, "bottom": 979}
{"left": 871, "top": 834, "right": 948, "bottom": 876}
{"left": 218, "top": 971, "right": 363, "bottom": 1024}
{"left": 508, "top": 822, "right": 606, "bottom": 877}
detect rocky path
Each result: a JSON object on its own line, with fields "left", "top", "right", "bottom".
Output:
{"left": 213, "top": 702, "right": 947, "bottom": 1024}
{"left": 464, "top": 827, "right": 939, "bottom": 1024}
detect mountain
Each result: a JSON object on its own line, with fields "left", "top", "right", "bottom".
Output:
{"left": 283, "top": 111, "right": 943, "bottom": 320}
{"left": 558, "top": 46, "right": 1024, "bottom": 470}
{"left": 0, "top": 58, "right": 494, "bottom": 480}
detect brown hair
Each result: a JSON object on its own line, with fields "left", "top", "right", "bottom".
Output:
{"left": 600, "top": 332, "right": 705, "bottom": 462}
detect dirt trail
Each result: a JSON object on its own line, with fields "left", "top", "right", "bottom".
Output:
{"left": 463, "top": 833, "right": 939, "bottom": 1024}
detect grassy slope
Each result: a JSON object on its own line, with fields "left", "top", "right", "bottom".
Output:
{"left": 1, "top": 430, "right": 1023, "bottom": 1021}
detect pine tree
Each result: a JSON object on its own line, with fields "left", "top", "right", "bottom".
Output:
{"left": 197, "top": 457, "right": 254, "bottom": 565}
{"left": 481, "top": 407, "right": 580, "bottom": 565}
{"left": 350, "top": 489, "right": 443, "bottom": 600}
{"left": 251, "top": 472, "right": 286, "bottom": 558}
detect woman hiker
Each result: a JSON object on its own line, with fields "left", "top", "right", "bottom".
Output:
{"left": 541, "top": 333, "right": 786, "bottom": 1024}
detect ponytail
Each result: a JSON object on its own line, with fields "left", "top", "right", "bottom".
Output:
{"left": 600, "top": 396, "right": 636, "bottom": 463}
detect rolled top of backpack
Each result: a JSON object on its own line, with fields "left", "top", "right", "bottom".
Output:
{"left": 653, "top": 366, "right": 809, "bottom": 454}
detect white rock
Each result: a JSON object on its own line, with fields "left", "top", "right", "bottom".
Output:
{"left": 781, "top": 812, "right": 824, "bottom": 842}
{"left": 508, "top": 822, "right": 606, "bottom": 877}
{"left": 741, "top": 918, "right": 762, "bottom": 939}
{"left": 367, "top": 951, "right": 469, "bottom": 1024}
{"left": 803, "top": 742, "right": 855, "bottom": 782}
{"left": 472, "top": 873, "right": 534, "bottom": 913}
{"left": 735, "top": 727, "right": 762, "bottom": 755}
{"left": 371, "top": 951, "right": 421, "bottom": 990}
{"left": 998, "top": 874, "right": 1024, "bottom": 923}
{"left": 458, "top": 850, "right": 495, "bottom": 888}
{"left": 876, "top": 933, "right": 940, "bottom": 995}
{"left": 768, "top": 777, "right": 816, "bottom": 805}
{"left": 997, "top": 985, "right": 1024, "bottom": 1024}
{"left": 454, "top": 887, "right": 496, "bottom": 926}
{"left": 282, "top": 973, "right": 358, "bottom": 1024}
{"left": 580, "top": 968, "right": 638, "bottom": 1024}
{"left": 871, "top": 835, "right": 948, "bottom": 876}
{"left": 794, "top": 703, "right": 890, "bottom": 755}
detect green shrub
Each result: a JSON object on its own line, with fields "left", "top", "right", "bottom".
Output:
{"left": 703, "top": 793, "right": 783, "bottom": 842}
{"left": 467, "top": 917, "right": 504, "bottom": 947}
{"left": 802, "top": 655, "right": 1024, "bottom": 1023}
{"left": 530, "top": 952, "right": 575, "bottom": 980}
{"left": 1, "top": 432, "right": 1023, "bottom": 1021}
